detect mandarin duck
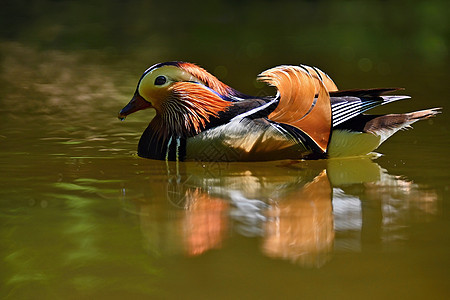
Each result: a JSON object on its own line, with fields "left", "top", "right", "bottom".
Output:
{"left": 118, "top": 61, "right": 440, "bottom": 161}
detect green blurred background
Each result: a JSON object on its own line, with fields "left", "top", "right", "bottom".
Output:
{"left": 2, "top": 0, "right": 448, "bottom": 93}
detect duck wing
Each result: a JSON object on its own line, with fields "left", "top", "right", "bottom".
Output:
{"left": 329, "top": 88, "right": 411, "bottom": 127}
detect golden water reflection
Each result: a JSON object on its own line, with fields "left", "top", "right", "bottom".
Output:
{"left": 124, "top": 157, "right": 438, "bottom": 268}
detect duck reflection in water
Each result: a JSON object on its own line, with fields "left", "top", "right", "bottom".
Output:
{"left": 124, "top": 157, "right": 438, "bottom": 268}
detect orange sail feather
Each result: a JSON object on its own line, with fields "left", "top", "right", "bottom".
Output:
{"left": 258, "top": 66, "right": 333, "bottom": 153}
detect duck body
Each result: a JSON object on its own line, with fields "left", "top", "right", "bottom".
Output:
{"left": 119, "top": 61, "right": 440, "bottom": 161}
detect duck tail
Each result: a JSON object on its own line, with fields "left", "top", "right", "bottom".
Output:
{"left": 328, "top": 107, "right": 442, "bottom": 158}
{"left": 257, "top": 65, "right": 336, "bottom": 153}
{"left": 403, "top": 107, "right": 442, "bottom": 121}
{"left": 364, "top": 107, "right": 442, "bottom": 144}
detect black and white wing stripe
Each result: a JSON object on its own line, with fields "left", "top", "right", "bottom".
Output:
{"left": 331, "top": 94, "right": 410, "bottom": 127}
{"left": 229, "top": 94, "right": 280, "bottom": 122}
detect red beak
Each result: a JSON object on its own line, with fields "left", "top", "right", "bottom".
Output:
{"left": 118, "top": 93, "right": 152, "bottom": 120}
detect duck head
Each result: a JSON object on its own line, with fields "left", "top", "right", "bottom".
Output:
{"left": 118, "top": 62, "right": 235, "bottom": 137}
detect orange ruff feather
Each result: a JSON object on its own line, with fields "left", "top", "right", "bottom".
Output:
{"left": 150, "top": 81, "right": 232, "bottom": 139}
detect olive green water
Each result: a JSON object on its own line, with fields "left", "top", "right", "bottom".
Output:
{"left": 1, "top": 1, "right": 450, "bottom": 299}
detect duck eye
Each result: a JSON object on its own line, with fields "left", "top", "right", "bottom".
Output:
{"left": 154, "top": 75, "right": 167, "bottom": 86}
